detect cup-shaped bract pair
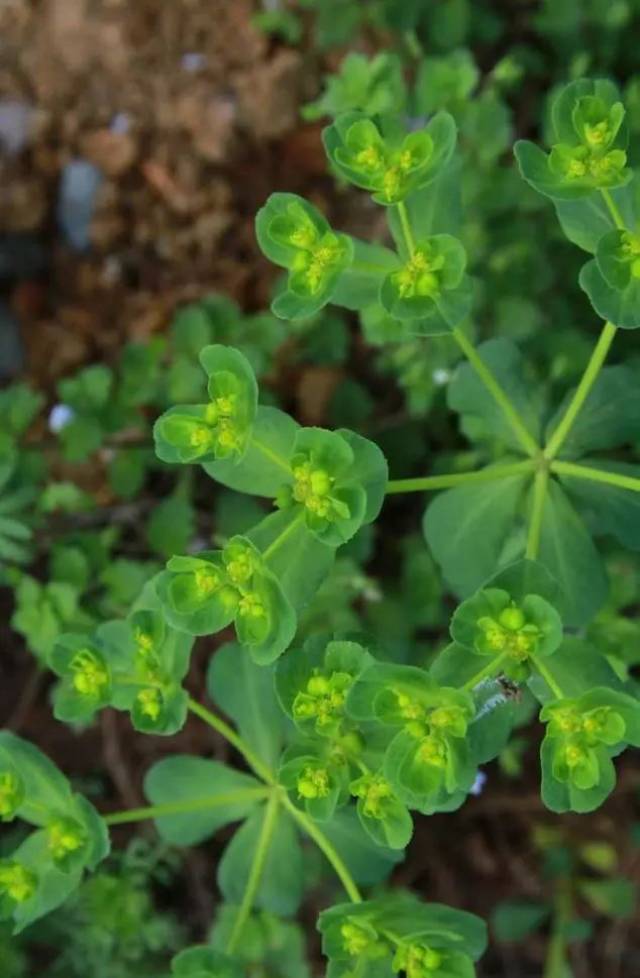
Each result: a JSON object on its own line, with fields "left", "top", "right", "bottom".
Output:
{"left": 450, "top": 587, "right": 563, "bottom": 681}
{"left": 157, "top": 536, "right": 295, "bottom": 664}
{"left": 380, "top": 234, "right": 471, "bottom": 330}
{"left": 279, "top": 740, "right": 352, "bottom": 823}
{"left": 276, "top": 635, "right": 374, "bottom": 738}
{"left": 0, "top": 733, "right": 109, "bottom": 932}
{"left": 154, "top": 345, "right": 258, "bottom": 465}
{"left": 540, "top": 687, "right": 640, "bottom": 813}
{"left": 256, "top": 193, "right": 353, "bottom": 319}
{"left": 323, "top": 111, "right": 456, "bottom": 205}
{"left": 580, "top": 228, "right": 640, "bottom": 330}
{"left": 319, "top": 895, "right": 487, "bottom": 978}
{"left": 515, "top": 79, "right": 630, "bottom": 200}
{"left": 50, "top": 610, "right": 193, "bottom": 735}
{"left": 347, "top": 663, "right": 476, "bottom": 812}
{"left": 276, "top": 427, "right": 387, "bottom": 547}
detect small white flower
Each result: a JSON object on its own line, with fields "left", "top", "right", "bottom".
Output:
{"left": 432, "top": 368, "right": 451, "bottom": 387}
{"left": 469, "top": 771, "right": 487, "bottom": 796}
{"left": 48, "top": 404, "right": 75, "bottom": 433}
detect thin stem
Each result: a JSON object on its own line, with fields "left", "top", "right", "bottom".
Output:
{"left": 462, "top": 653, "right": 508, "bottom": 692}
{"left": 543, "top": 881, "right": 573, "bottom": 978}
{"left": 396, "top": 201, "right": 416, "bottom": 255}
{"left": 262, "top": 511, "right": 305, "bottom": 561}
{"left": 187, "top": 697, "right": 275, "bottom": 785}
{"left": 601, "top": 188, "right": 626, "bottom": 230}
{"left": 526, "top": 467, "right": 550, "bottom": 560}
{"left": 250, "top": 435, "right": 292, "bottom": 474}
{"left": 451, "top": 327, "right": 539, "bottom": 458}
{"left": 103, "top": 789, "right": 268, "bottom": 826}
{"left": 544, "top": 321, "right": 617, "bottom": 460}
{"left": 226, "top": 790, "right": 280, "bottom": 954}
{"left": 530, "top": 655, "right": 565, "bottom": 701}
{"left": 281, "top": 794, "right": 362, "bottom": 903}
{"left": 386, "top": 460, "right": 535, "bottom": 495}
{"left": 551, "top": 459, "right": 640, "bottom": 493}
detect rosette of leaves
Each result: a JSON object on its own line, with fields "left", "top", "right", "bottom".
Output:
{"left": 540, "top": 687, "right": 640, "bottom": 813}
{"left": 323, "top": 112, "right": 456, "bottom": 205}
{"left": 347, "top": 663, "right": 476, "bottom": 814}
{"left": 255, "top": 194, "right": 354, "bottom": 319}
{"left": 423, "top": 335, "right": 640, "bottom": 626}
{"left": 0, "top": 733, "right": 109, "bottom": 932}
{"left": 50, "top": 602, "right": 194, "bottom": 734}
{"left": 154, "top": 345, "right": 258, "bottom": 464}
{"left": 379, "top": 233, "right": 472, "bottom": 331}
{"left": 156, "top": 536, "right": 295, "bottom": 664}
{"left": 515, "top": 79, "right": 630, "bottom": 200}
{"left": 319, "top": 893, "right": 487, "bottom": 978}
{"left": 302, "top": 51, "right": 408, "bottom": 122}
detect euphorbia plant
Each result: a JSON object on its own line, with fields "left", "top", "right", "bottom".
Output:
{"left": 3, "top": 76, "right": 640, "bottom": 977}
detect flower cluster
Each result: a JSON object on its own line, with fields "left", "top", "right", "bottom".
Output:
{"left": 541, "top": 687, "right": 640, "bottom": 812}
{"left": 154, "top": 345, "right": 258, "bottom": 464}
{"left": 323, "top": 113, "right": 455, "bottom": 205}
{"left": 159, "top": 536, "right": 294, "bottom": 664}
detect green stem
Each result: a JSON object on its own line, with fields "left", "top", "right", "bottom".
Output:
{"left": 226, "top": 790, "right": 280, "bottom": 954}
{"left": 262, "top": 511, "right": 305, "bottom": 561}
{"left": 103, "top": 789, "right": 268, "bottom": 826}
{"left": 250, "top": 435, "right": 292, "bottom": 474}
{"left": 187, "top": 697, "right": 275, "bottom": 785}
{"left": 544, "top": 320, "right": 617, "bottom": 460}
{"left": 396, "top": 200, "right": 416, "bottom": 255}
{"left": 526, "top": 467, "right": 550, "bottom": 560}
{"left": 530, "top": 655, "right": 565, "bottom": 700}
{"left": 386, "top": 460, "right": 535, "bottom": 495}
{"left": 551, "top": 459, "right": 640, "bottom": 493}
{"left": 451, "top": 327, "right": 539, "bottom": 458}
{"left": 543, "top": 881, "right": 573, "bottom": 978}
{"left": 281, "top": 794, "right": 362, "bottom": 903}
{"left": 462, "top": 652, "right": 508, "bottom": 692}
{"left": 601, "top": 187, "right": 625, "bottom": 230}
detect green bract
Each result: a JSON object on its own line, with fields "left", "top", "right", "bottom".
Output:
{"left": 157, "top": 537, "right": 295, "bottom": 663}
{"left": 323, "top": 111, "right": 456, "bottom": 204}
{"left": 579, "top": 229, "right": 640, "bottom": 329}
{"left": 276, "top": 427, "right": 387, "bottom": 546}
{"left": 256, "top": 193, "right": 353, "bottom": 319}
{"left": 0, "top": 733, "right": 109, "bottom": 932}
{"left": 154, "top": 345, "right": 258, "bottom": 464}
{"left": 515, "top": 79, "right": 630, "bottom": 201}
{"left": 319, "top": 894, "right": 487, "bottom": 978}
{"left": 451, "top": 587, "right": 563, "bottom": 679}
{"left": 540, "top": 687, "right": 640, "bottom": 813}
{"left": 380, "top": 234, "right": 471, "bottom": 328}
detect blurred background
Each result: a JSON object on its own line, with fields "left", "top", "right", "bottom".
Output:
{"left": 2, "top": 1, "right": 640, "bottom": 976}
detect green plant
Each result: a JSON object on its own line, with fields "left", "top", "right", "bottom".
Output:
{"left": 4, "top": 73, "right": 640, "bottom": 978}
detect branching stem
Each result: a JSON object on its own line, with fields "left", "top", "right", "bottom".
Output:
{"left": 386, "top": 460, "right": 534, "bottom": 495}
{"left": 187, "top": 697, "right": 275, "bottom": 785}
{"left": 551, "top": 459, "right": 640, "bottom": 493}
{"left": 526, "top": 467, "right": 550, "bottom": 560}
{"left": 103, "top": 789, "right": 268, "bottom": 826}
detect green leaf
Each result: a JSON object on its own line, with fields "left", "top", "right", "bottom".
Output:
{"left": 207, "top": 642, "right": 286, "bottom": 768}
{"left": 0, "top": 733, "right": 73, "bottom": 823}
{"left": 146, "top": 494, "right": 195, "bottom": 558}
{"left": 144, "top": 755, "right": 263, "bottom": 845}
{"left": 492, "top": 901, "right": 550, "bottom": 942}
{"left": 330, "top": 239, "right": 397, "bottom": 311}
{"left": 217, "top": 804, "right": 304, "bottom": 916}
{"left": 546, "top": 366, "right": 640, "bottom": 459}
{"left": 580, "top": 258, "right": 640, "bottom": 330}
{"left": 554, "top": 177, "right": 638, "bottom": 253}
{"left": 386, "top": 161, "right": 463, "bottom": 253}
{"left": 423, "top": 473, "right": 529, "bottom": 597}
{"left": 171, "top": 945, "right": 242, "bottom": 978}
{"left": 578, "top": 878, "right": 636, "bottom": 918}
{"left": 320, "top": 808, "right": 401, "bottom": 885}
{"left": 204, "top": 406, "right": 298, "bottom": 497}
{"left": 536, "top": 480, "right": 608, "bottom": 626}
{"left": 528, "top": 637, "right": 622, "bottom": 705}
{"left": 447, "top": 338, "right": 541, "bottom": 451}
